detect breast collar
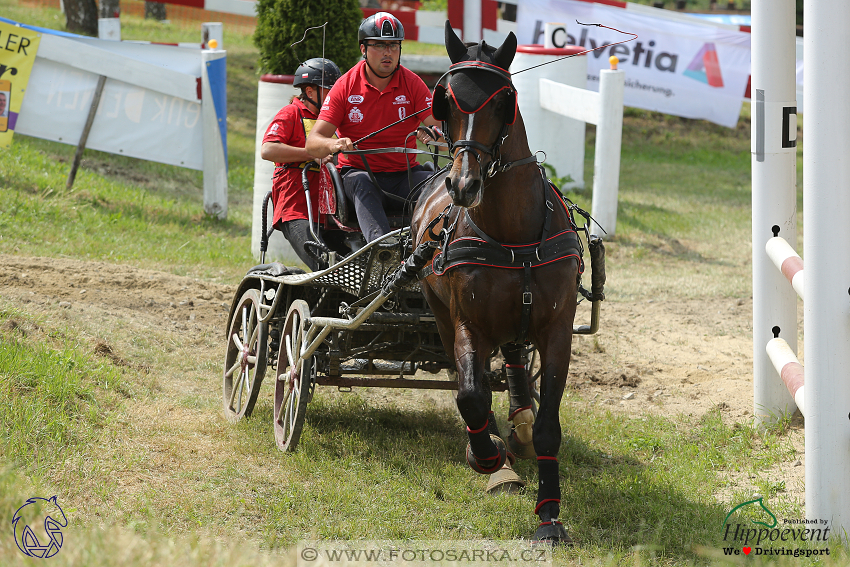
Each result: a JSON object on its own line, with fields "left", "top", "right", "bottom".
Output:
{"left": 419, "top": 181, "right": 584, "bottom": 279}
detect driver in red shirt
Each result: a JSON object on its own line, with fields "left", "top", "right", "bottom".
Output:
{"left": 306, "top": 12, "right": 444, "bottom": 243}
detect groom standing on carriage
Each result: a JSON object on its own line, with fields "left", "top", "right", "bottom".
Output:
{"left": 306, "top": 12, "right": 445, "bottom": 243}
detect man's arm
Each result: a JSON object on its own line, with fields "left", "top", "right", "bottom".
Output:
{"left": 306, "top": 120, "right": 355, "bottom": 159}
{"left": 260, "top": 141, "right": 312, "bottom": 164}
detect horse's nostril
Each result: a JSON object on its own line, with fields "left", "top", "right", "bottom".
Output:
{"left": 445, "top": 177, "right": 454, "bottom": 193}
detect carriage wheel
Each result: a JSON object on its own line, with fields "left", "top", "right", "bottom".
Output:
{"left": 274, "top": 300, "right": 313, "bottom": 452}
{"left": 222, "top": 288, "right": 269, "bottom": 422}
{"left": 525, "top": 346, "right": 542, "bottom": 418}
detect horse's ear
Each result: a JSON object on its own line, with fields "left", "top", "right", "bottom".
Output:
{"left": 445, "top": 21, "right": 467, "bottom": 63}
{"left": 493, "top": 31, "right": 517, "bottom": 71}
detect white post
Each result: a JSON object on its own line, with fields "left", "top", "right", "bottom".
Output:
{"left": 463, "top": 0, "right": 482, "bottom": 42}
{"left": 512, "top": 46, "right": 587, "bottom": 190}
{"left": 804, "top": 0, "right": 850, "bottom": 538}
{"left": 590, "top": 67, "right": 624, "bottom": 236}
{"left": 251, "top": 76, "right": 298, "bottom": 262}
{"left": 97, "top": 18, "right": 121, "bottom": 41}
{"left": 201, "top": 48, "right": 228, "bottom": 219}
{"left": 751, "top": 0, "right": 798, "bottom": 424}
{"left": 202, "top": 22, "right": 223, "bottom": 50}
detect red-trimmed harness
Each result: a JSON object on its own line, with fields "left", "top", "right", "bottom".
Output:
{"left": 418, "top": 167, "right": 589, "bottom": 344}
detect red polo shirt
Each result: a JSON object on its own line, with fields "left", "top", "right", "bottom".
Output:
{"left": 319, "top": 60, "right": 432, "bottom": 172}
{"left": 263, "top": 97, "right": 321, "bottom": 226}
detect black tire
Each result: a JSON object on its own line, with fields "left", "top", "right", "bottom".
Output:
{"left": 273, "top": 300, "right": 313, "bottom": 452}
{"left": 222, "top": 288, "right": 268, "bottom": 421}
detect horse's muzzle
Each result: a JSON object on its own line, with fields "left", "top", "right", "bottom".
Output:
{"left": 445, "top": 174, "right": 482, "bottom": 208}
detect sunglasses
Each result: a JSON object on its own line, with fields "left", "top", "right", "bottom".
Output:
{"left": 364, "top": 42, "right": 401, "bottom": 53}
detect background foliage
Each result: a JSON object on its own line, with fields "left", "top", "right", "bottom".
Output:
{"left": 253, "top": 0, "right": 363, "bottom": 75}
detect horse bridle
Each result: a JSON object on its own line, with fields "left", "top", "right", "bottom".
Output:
{"left": 436, "top": 60, "right": 516, "bottom": 178}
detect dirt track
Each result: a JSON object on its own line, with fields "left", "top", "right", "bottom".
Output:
{"left": 0, "top": 253, "right": 804, "bottom": 507}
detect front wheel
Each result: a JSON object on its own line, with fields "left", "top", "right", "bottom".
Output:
{"left": 274, "top": 300, "right": 313, "bottom": 452}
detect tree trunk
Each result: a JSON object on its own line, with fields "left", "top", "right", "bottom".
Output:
{"left": 100, "top": 0, "right": 121, "bottom": 19}
{"left": 64, "top": 0, "right": 99, "bottom": 36}
{"left": 145, "top": 2, "right": 167, "bottom": 21}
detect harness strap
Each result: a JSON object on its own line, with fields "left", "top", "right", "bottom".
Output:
{"left": 419, "top": 228, "right": 582, "bottom": 278}
{"left": 464, "top": 210, "right": 514, "bottom": 261}
{"left": 519, "top": 262, "right": 532, "bottom": 343}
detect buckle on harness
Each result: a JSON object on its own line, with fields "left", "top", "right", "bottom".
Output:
{"left": 523, "top": 291, "right": 532, "bottom": 305}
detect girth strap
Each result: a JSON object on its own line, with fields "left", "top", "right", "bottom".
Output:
{"left": 519, "top": 262, "right": 533, "bottom": 343}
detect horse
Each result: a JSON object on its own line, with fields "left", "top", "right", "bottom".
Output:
{"left": 409, "top": 23, "right": 585, "bottom": 544}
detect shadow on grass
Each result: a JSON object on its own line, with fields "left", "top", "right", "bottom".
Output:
{"left": 251, "top": 393, "right": 740, "bottom": 560}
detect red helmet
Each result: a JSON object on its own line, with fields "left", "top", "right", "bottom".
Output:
{"left": 358, "top": 12, "right": 405, "bottom": 44}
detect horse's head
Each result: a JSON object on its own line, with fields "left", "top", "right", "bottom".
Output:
{"left": 432, "top": 23, "right": 518, "bottom": 208}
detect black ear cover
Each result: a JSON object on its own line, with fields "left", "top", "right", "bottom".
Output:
{"left": 431, "top": 82, "right": 449, "bottom": 121}
{"left": 505, "top": 89, "right": 517, "bottom": 125}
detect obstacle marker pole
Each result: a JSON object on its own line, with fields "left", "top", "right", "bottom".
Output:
{"left": 751, "top": 0, "right": 798, "bottom": 424}
{"left": 804, "top": 0, "right": 850, "bottom": 537}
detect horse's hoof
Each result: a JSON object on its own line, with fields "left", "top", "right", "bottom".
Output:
{"left": 508, "top": 428, "right": 536, "bottom": 460}
{"left": 532, "top": 520, "right": 573, "bottom": 546}
{"left": 485, "top": 463, "right": 526, "bottom": 494}
{"left": 466, "top": 434, "right": 507, "bottom": 474}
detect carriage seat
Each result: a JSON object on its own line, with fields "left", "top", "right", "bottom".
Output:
{"left": 324, "top": 162, "right": 433, "bottom": 231}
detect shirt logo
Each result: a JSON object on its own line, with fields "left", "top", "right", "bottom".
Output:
{"left": 348, "top": 95, "right": 364, "bottom": 104}
{"left": 268, "top": 124, "right": 279, "bottom": 134}
{"left": 348, "top": 106, "right": 364, "bottom": 123}
{"left": 393, "top": 95, "right": 409, "bottom": 105}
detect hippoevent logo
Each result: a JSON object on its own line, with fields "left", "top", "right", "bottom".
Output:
{"left": 12, "top": 496, "right": 67, "bottom": 558}
{"left": 683, "top": 43, "right": 724, "bottom": 88}
{"left": 721, "top": 497, "right": 831, "bottom": 558}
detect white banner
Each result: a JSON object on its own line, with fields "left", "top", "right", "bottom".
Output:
{"left": 14, "top": 30, "right": 208, "bottom": 170}
{"left": 17, "top": 59, "right": 203, "bottom": 169}
{"left": 517, "top": 0, "right": 752, "bottom": 127}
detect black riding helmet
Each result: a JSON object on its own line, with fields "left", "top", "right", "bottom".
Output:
{"left": 359, "top": 12, "right": 404, "bottom": 79}
{"left": 293, "top": 58, "right": 341, "bottom": 109}
{"left": 293, "top": 58, "right": 342, "bottom": 90}
{"left": 358, "top": 12, "right": 405, "bottom": 44}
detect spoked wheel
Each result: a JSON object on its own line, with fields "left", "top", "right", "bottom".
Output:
{"left": 274, "top": 299, "right": 314, "bottom": 452}
{"left": 524, "top": 345, "right": 542, "bottom": 418}
{"left": 222, "top": 288, "right": 269, "bottom": 422}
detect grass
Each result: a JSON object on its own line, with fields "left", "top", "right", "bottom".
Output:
{"left": 1, "top": 1, "right": 844, "bottom": 566}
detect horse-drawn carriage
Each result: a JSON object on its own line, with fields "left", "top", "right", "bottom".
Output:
{"left": 221, "top": 23, "right": 608, "bottom": 544}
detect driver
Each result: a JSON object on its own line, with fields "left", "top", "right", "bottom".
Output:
{"left": 261, "top": 58, "right": 342, "bottom": 271}
{"left": 306, "top": 12, "right": 444, "bottom": 243}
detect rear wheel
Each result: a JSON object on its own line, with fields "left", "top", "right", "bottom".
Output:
{"left": 223, "top": 289, "right": 268, "bottom": 421}
{"left": 524, "top": 345, "right": 542, "bottom": 418}
{"left": 274, "top": 300, "right": 313, "bottom": 452}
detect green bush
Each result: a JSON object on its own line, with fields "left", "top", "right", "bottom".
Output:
{"left": 253, "top": 0, "right": 363, "bottom": 75}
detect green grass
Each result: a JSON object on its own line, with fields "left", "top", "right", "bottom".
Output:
{"left": 0, "top": 307, "right": 126, "bottom": 468}
{"left": 1, "top": 2, "right": 845, "bottom": 566}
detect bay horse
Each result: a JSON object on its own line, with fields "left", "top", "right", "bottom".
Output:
{"left": 409, "top": 23, "right": 584, "bottom": 544}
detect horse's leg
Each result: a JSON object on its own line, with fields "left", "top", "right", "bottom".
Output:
{"left": 532, "top": 327, "right": 574, "bottom": 544}
{"left": 454, "top": 324, "right": 508, "bottom": 474}
{"left": 502, "top": 343, "right": 536, "bottom": 460}
{"left": 482, "top": 343, "right": 533, "bottom": 494}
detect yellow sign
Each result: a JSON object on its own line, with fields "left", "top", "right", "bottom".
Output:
{"left": 0, "top": 22, "right": 42, "bottom": 148}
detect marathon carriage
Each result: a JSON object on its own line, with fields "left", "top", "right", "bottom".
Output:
{"left": 222, "top": 157, "right": 604, "bottom": 453}
{"left": 222, "top": 21, "right": 610, "bottom": 543}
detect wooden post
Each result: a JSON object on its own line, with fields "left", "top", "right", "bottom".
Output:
{"left": 66, "top": 74, "right": 106, "bottom": 190}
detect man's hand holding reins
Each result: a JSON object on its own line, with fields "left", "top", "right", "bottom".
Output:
{"left": 306, "top": 119, "right": 352, "bottom": 159}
